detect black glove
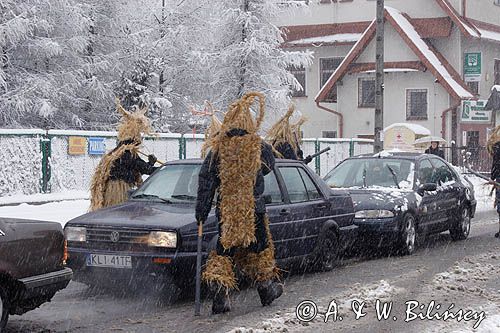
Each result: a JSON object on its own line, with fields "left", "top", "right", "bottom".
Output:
{"left": 148, "top": 154, "right": 157, "bottom": 165}
{"left": 303, "top": 155, "right": 313, "bottom": 165}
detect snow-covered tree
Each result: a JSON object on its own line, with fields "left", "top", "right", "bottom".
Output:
{"left": 0, "top": 0, "right": 96, "bottom": 128}
{"left": 196, "top": 0, "right": 313, "bottom": 126}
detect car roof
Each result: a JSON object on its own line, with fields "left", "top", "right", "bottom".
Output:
{"left": 350, "top": 151, "right": 433, "bottom": 161}
{"left": 164, "top": 158, "right": 304, "bottom": 165}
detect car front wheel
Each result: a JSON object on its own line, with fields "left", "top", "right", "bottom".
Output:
{"left": 310, "top": 229, "right": 339, "bottom": 272}
{"left": 400, "top": 214, "right": 416, "bottom": 255}
{"left": 0, "top": 286, "right": 9, "bottom": 331}
{"left": 450, "top": 206, "right": 471, "bottom": 241}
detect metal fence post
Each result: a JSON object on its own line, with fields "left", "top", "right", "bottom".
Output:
{"left": 349, "top": 139, "right": 355, "bottom": 157}
{"left": 315, "top": 139, "right": 321, "bottom": 175}
{"left": 40, "top": 134, "right": 51, "bottom": 193}
{"left": 179, "top": 135, "right": 186, "bottom": 159}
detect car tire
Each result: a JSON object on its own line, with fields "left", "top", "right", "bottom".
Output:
{"left": 310, "top": 229, "right": 339, "bottom": 272}
{"left": 399, "top": 214, "right": 417, "bottom": 256}
{"left": 450, "top": 206, "right": 471, "bottom": 241}
{"left": 0, "top": 286, "right": 9, "bottom": 331}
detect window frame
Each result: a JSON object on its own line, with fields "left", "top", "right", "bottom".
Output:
{"left": 263, "top": 170, "right": 286, "bottom": 206}
{"left": 289, "top": 65, "right": 306, "bottom": 97}
{"left": 298, "top": 167, "right": 323, "bottom": 201}
{"left": 417, "top": 158, "right": 435, "bottom": 187}
{"left": 406, "top": 88, "right": 428, "bottom": 120}
{"left": 357, "top": 77, "right": 376, "bottom": 108}
{"left": 494, "top": 59, "right": 500, "bottom": 85}
{"left": 277, "top": 165, "right": 325, "bottom": 203}
{"left": 320, "top": 57, "right": 343, "bottom": 103}
{"left": 429, "top": 158, "right": 457, "bottom": 185}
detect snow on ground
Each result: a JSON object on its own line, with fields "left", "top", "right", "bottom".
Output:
{"left": 424, "top": 248, "right": 500, "bottom": 333}
{"left": 465, "top": 174, "right": 495, "bottom": 212}
{"left": 0, "top": 190, "right": 88, "bottom": 205}
{"left": 225, "top": 279, "right": 404, "bottom": 333}
{"left": 0, "top": 199, "right": 89, "bottom": 226}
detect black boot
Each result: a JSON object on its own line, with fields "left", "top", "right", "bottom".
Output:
{"left": 257, "top": 280, "right": 283, "bottom": 306}
{"left": 212, "top": 287, "right": 231, "bottom": 314}
{"left": 496, "top": 220, "right": 500, "bottom": 238}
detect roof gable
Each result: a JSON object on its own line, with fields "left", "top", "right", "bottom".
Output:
{"left": 315, "top": 7, "right": 474, "bottom": 103}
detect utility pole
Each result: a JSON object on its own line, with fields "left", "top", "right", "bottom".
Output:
{"left": 374, "top": 0, "right": 384, "bottom": 153}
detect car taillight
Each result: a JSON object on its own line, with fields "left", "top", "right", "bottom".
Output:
{"left": 63, "top": 240, "right": 68, "bottom": 265}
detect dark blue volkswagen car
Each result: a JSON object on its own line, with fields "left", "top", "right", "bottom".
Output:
{"left": 323, "top": 152, "right": 476, "bottom": 255}
{"left": 64, "top": 159, "right": 357, "bottom": 291}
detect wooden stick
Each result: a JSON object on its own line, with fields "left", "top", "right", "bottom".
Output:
{"left": 137, "top": 150, "right": 165, "bottom": 165}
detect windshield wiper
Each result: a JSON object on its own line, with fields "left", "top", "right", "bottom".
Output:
{"left": 387, "top": 165, "right": 400, "bottom": 189}
{"left": 131, "top": 193, "right": 173, "bottom": 203}
{"left": 170, "top": 194, "right": 197, "bottom": 201}
{"left": 362, "top": 168, "right": 367, "bottom": 188}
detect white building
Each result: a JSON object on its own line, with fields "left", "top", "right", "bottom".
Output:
{"left": 279, "top": 0, "right": 500, "bottom": 156}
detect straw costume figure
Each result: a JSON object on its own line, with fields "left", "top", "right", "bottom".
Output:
{"left": 487, "top": 125, "right": 500, "bottom": 238}
{"left": 266, "top": 105, "right": 312, "bottom": 164}
{"left": 89, "top": 101, "right": 158, "bottom": 211}
{"left": 195, "top": 92, "right": 282, "bottom": 314}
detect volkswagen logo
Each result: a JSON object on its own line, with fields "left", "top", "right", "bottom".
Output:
{"left": 110, "top": 231, "right": 120, "bottom": 243}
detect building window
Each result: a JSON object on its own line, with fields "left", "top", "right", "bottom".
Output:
{"left": 406, "top": 89, "right": 428, "bottom": 120}
{"left": 322, "top": 131, "right": 337, "bottom": 138}
{"left": 495, "top": 0, "right": 500, "bottom": 6}
{"left": 320, "top": 0, "right": 330, "bottom": 3}
{"left": 467, "top": 81, "right": 479, "bottom": 95}
{"left": 320, "top": 58, "right": 343, "bottom": 102}
{"left": 289, "top": 66, "right": 306, "bottom": 97}
{"left": 358, "top": 78, "right": 375, "bottom": 108}
{"left": 495, "top": 59, "right": 500, "bottom": 85}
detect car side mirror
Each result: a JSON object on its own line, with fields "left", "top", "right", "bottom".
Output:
{"left": 127, "top": 189, "right": 136, "bottom": 198}
{"left": 263, "top": 194, "right": 273, "bottom": 204}
{"left": 417, "top": 183, "right": 437, "bottom": 195}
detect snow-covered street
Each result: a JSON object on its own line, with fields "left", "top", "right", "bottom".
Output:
{"left": 3, "top": 210, "right": 498, "bottom": 333}
{"left": 0, "top": 174, "right": 499, "bottom": 333}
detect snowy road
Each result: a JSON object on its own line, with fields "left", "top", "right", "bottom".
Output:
{"left": 4, "top": 210, "right": 500, "bottom": 333}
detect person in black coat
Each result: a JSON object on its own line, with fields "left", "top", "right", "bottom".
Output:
{"left": 266, "top": 105, "right": 312, "bottom": 164}
{"left": 195, "top": 92, "right": 282, "bottom": 314}
{"left": 90, "top": 102, "right": 159, "bottom": 211}
{"left": 425, "top": 141, "right": 445, "bottom": 159}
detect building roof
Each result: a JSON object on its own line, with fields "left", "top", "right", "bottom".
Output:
{"left": 315, "top": 7, "right": 475, "bottom": 103}
{"left": 434, "top": 0, "right": 500, "bottom": 43}
{"left": 281, "top": 17, "right": 453, "bottom": 47}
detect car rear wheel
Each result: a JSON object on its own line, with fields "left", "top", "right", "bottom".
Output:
{"left": 310, "top": 229, "right": 339, "bottom": 272}
{"left": 0, "top": 286, "right": 9, "bottom": 331}
{"left": 400, "top": 214, "right": 416, "bottom": 256}
{"left": 450, "top": 206, "right": 471, "bottom": 241}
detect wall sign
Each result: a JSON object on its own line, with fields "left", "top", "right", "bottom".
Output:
{"left": 461, "top": 100, "right": 492, "bottom": 123}
{"left": 68, "top": 137, "right": 87, "bottom": 155}
{"left": 464, "top": 52, "right": 482, "bottom": 82}
{"left": 88, "top": 137, "right": 106, "bottom": 155}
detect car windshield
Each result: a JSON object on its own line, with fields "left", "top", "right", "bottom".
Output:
{"left": 324, "top": 158, "right": 415, "bottom": 190}
{"left": 132, "top": 164, "right": 201, "bottom": 202}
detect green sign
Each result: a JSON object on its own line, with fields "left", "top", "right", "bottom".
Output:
{"left": 461, "top": 100, "right": 491, "bottom": 123}
{"left": 464, "top": 52, "right": 481, "bottom": 82}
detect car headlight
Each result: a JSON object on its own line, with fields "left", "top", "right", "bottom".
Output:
{"left": 355, "top": 210, "right": 395, "bottom": 219}
{"left": 148, "top": 231, "right": 177, "bottom": 248}
{"left": 65, "top": 226, "right": 86, "bottom": 242}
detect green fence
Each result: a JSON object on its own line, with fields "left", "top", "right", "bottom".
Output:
{"left": 0, "top": 129, "right": 373, "bottom": 197}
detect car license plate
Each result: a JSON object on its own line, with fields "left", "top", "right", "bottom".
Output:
{"left": 86, "top": 254, "right": 132, "bottom": 269}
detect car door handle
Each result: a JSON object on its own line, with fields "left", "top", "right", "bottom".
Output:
{"left": 316, "top": 203, "right": 328, "bottom": 209}
{"left": 279, "top": 208, "right": 290, "bottom": 215}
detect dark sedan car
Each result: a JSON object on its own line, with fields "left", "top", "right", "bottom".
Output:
{"left": 65, "top": 159, "right": 357, "bottom": 292}
{"left": 0, "top": 218, "right": 73, "bottom": 330}
{"left": 323, "top": 152, "right": 476, "bottom": 255}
